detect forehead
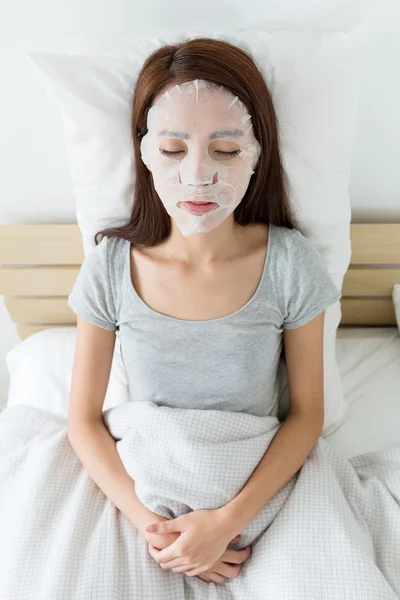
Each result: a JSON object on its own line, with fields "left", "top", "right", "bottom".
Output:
{"left": 148, "top": 83, "right": 247, "bottom": 134}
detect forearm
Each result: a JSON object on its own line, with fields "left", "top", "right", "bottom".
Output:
{"left": 67, "top": 418, "right": 168, "bottom": 541}
{"left": 221, "top": 411, "right": 323, "bottom": 534}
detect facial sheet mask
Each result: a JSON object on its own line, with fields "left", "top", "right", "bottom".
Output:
{"left": 140, "top": 79, "right": 261, "bottom": 237}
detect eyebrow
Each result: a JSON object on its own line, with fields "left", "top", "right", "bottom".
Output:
{"left": 157, "top": 128, "right": 245, "bottom": 139}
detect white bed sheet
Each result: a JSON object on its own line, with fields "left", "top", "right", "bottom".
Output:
{"left": 325, "top": 327, "right": 400, "bottom": 459}
{"left": 2, "top": 331, "right": 400, "bottom": 598}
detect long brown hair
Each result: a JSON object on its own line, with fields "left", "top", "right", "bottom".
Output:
{"left": 94, "top": 36, "right": 296, "bottom": 247}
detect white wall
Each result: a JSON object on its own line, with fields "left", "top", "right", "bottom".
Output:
{"left": 0, "top": 0, "right": 399, "bottom": 406}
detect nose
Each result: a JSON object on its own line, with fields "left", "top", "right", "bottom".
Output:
{"left": 179, "top": 152, "right": 218, "bottom": 186}
{"left": 184, "top": 172, "right": 218, "bottom": 186}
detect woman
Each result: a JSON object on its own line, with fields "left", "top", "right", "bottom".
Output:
{"left": 66, "top": 36, "right": 341, "bottom": 588}
{"left": 1, "top": 36, "right": 399, "bottom": 600}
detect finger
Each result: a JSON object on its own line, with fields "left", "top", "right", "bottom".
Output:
{"left": 197, "top": 574, "right": 212, "bottom": 583}
{"left": 214, "top": 561, "right": 241, "bottom": 579}
{"left": 222, "top": 546, "right": 252, "bottom": 564}
{"left": 155, "top": 542, "right": 180, "bottom": 563}
{"left": 148, "top": 543, "right": 164, "bottom": 557}
{"left": 148, "top": 544, "right": 158, "bottom": 559}
{"left": 148, "top": 543, "right": 175, "bottom": 564}
{"left": 159, "top": 558, "right": 188, "bottom": 571}
{"left": 200, "top": 572, "right": 226, "bottom": 584}
{"left": 171, "top": 564, "right": 195, "bottom": 574}
{"left": 146, "top": 516, "right": 185, "bottom": 535}
{"left": 182, "top": 566, "right": 209, "bottom": 577}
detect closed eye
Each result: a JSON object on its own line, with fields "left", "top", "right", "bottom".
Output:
{"left": 159, "top": 149, "right": 241, "bottom": 159}
{"left": 159, "top": 149, "right": 185, "bottom": 157}
{"left": 215, "top": 150, "right": 241, "bottom": 158}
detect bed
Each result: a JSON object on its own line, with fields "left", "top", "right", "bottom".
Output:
{"left": 0, "top": 222, "right": 399, "bottom": 460}
{"left": 0, "top": 222, "right": 400, "bottom": 599}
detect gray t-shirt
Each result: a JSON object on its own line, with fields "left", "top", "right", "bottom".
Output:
{"left": 68, "top": 224, "right": 341, "bottom": 418}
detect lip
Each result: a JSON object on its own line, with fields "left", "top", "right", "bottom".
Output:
{"left": 181, "top": 200, "right": 218, "bottom": 215}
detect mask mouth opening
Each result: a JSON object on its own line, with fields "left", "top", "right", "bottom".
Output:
{"left": 182, "top": 202, "right": 217, "bottom": 207}
{"left": 179, "top": 200, "right": 219, "bottom": 215}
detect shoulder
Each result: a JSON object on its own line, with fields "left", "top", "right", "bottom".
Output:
{"left": 78, "top": 236, "right": 109, "bottom": 278}
{"left": 100, "top": 235, "right": 129, "bottom": 311}
{"left": 80, "top": 235, "right": 112, "bottom": 281}
{"left": 271, "top": 225, "right": 325, "bottom": 269}
{"left": 68, "top": 234, "right": 120, "bottom": 329}
{"left": 272, "top": 225, "right": 313, "bottom": 251}
{"left": 270, "top": 224, "right": 339, "bottom": 302}
{"left": 85, "top": 234, "right": 110, "bottom": 263}
{"left": 80, "top": 235, "right": 126, "bottom": 293}
{"left": 91, "top": 234, "right": 127, "bottom": 267}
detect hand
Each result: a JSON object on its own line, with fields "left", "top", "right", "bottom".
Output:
{"left": 142, "top": 514, "right": 180, "bottom": 550}
{"left": 145, "top": 508, "right": 240, "bottom": 577}
{"left": 144, "top": 513, "right": 239, "bottom": 553}
{"left": 196, "top": 546, "right": 252, "bottom": 584}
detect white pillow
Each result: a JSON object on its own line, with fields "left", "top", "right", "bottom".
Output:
{"left": 393, "top": 284, "right": 400, "bottom": 332}
{"left": 5, "top": 328, "right": 128, "bottom": 421}
{"left": 28, "top": 29, "right": 366, "bottom": 262}
{"left": 28, "top": 28, "right": 367, "bottom": 436}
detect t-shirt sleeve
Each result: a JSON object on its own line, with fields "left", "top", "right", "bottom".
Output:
{"left": 68, "top": 236, "right": 118, "bottom": 331}
{"left": 282, "top": 230, "right": 342, "bottom": 330}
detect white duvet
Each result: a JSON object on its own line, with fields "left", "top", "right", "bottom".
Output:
{"left": 0, "top": 399, "right": 399, "bottom": 599}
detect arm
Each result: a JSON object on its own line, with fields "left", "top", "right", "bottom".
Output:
{"left": 219, "top": 311, "right": 325, "bottom": 535}
{"left": 67, "top": 316, "right": 180, "bottom": 549}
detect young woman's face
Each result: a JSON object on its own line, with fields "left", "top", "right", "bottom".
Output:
{"left": 140, "top": 80, "right": 260, "bottom": 236}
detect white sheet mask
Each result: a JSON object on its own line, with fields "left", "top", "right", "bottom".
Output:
{"left": 140, "top": 79, "right": 261, "bottom": 237}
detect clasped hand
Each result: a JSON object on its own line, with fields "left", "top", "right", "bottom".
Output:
{"left": 146, "top": 508, "right": 246, "bottom": 578}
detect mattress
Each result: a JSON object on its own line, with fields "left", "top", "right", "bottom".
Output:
{"left": 325, "top": 327, "right": 400, "bottom": 459}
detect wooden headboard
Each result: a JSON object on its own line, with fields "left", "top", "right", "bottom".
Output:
{"left": 0, "top": 223, "right": 399, "bottom": 340}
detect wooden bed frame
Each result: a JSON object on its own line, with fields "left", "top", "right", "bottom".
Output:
{"left": 0, "top": 223, "right": 399, "bottom": 340}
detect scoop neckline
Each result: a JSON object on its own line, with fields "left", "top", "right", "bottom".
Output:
{"left": 124, "top": 224, "right": 273, "bottom": 325}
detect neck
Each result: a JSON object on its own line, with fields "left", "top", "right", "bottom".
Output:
{"left": 163, "top": 216, "right": 244, "bottom": 265}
